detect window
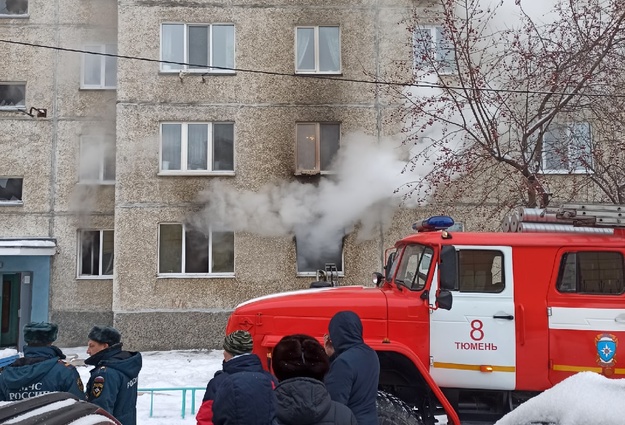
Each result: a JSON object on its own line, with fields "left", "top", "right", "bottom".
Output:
{"left": 161, "top": 24, "right": 235, "bottom": 73}
{"left": 295, "top": 26, "right": 341, "bottom": 73}
{"left": 160, "top": 122, "right": 234, "bottom": 173}
{"left": 0, "top": 0, "right": 27, "bottom": 16}
{"left": 456, "top": 250, "right": 505, "bottom": 293}
{"left": 0, "top": 178, "right": 22, "bottom": 204}
{"left": 81, "top": 44, "right": 117, "bottom": 89}
{"left": 557, "top": 252, "right": 624, "bottom": 295}
{"left": 158, "top": 224, "right": 234, "bottom": 275}
{"left": 0, "top": 83, "right": 25, "bottom": 109}
{"left": 295, "top": 123, "right": 340, "bottom": 175}
{"left": 414, "top": 26, "right": 455, "bottom": 74}
{"left": 295, "top": 235, "right": 343, "bottom": 275}
{"left": 79, "top": 230, "right": 114, "bottom": 277}
{"left": 395, "top": 244, "right": 434, "bottom": 290}
{"left": 542, "top": 122, "right": 592, "bottom": 173}
{"left": 79, "top": 136, "right": 115, "bottom": 184}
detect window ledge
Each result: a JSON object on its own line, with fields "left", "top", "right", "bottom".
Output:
{"left": 0, "top": 106, "right": 25, "bottom": 111}
{"left": 295, "top": 71, "right": 342, "bottom": 75}
{"left": 0, "top": 14, "right": 29, "bottom": 19}
{"left": 0, "top": 201, "right": 23, "bottom": 206}
{"left": 158, "top": 171, "right": 235, "bottom": 177}
{"left": 159, "top": 71, "right": 236, "bottom": 76}
{"left": 297, "top": 272, "right": 344, "bottom": 278}
{"left": 77, "top": 276, "right": 113, "bottom": 280}
{"left": 540, "top": 170, "right": 594, "bottom": 175}
{"left": 79, "top": 86, "right": 117, "bottom": 91}
{"left": 157, "top": 273, "right": 236, "bottom": 279}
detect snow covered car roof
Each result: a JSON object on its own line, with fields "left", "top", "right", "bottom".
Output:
{"left": 0, "top": 392, "right": 121, "bottom": 424}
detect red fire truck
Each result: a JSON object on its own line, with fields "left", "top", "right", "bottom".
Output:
{"left": 225, "top": 203, "right": 625, "bottom": 424}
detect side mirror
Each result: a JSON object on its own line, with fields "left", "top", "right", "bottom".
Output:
{"left": 436, "top": 289, "right": 453, "bottom": 310}
{"left": 372, "top": 272, "right": 384, "bottom": 287}
{"left": 384, "top": 251, "right": 396, "bottom": 280}
{"left": 439, "top": 245, "right": 458, "bottom": 291}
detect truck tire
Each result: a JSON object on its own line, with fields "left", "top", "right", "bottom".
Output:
{"left": 377, "top": 390, "right": 424, "bottom": 425}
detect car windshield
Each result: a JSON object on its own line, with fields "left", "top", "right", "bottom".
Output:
{"left": 394, "top": 244, "right": 434, "bottom": 291}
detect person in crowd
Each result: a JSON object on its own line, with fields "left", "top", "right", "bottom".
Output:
{"left": 272, "top": 334, "right": 357, "bottom": 425}
{"left": 0, "top": 322, "right": 85, "bottom": 401}
{"left": 85, "top": 325, "right": 142, "bottom": 425}
{"left": 197, "top": 330, "right": 277, "bottom": 425}
{"left": 324, "top": 311, "right": 380, "bottom": 425}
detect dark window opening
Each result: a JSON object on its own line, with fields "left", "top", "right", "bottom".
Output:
{"left": 0, "top": 178, "right": 23, "bottom": 202}
{"left": 557, "top": 252, "right": 624, "bottom": 295}
{"left": 0, "top": 0, "right": 28, "bottom": 15}
{"left": 296, "top": 235, "right": 344, "bottom": 274}
{"left": 0, "top": 84, "right": 25, "bottom": 107}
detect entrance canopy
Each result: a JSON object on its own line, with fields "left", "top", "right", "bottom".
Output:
{"left": 0, "top": 238, "right": 57, "bottom": 256}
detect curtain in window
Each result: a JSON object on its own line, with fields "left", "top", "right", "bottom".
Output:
{"left": 189, "top": 26, "right": 209, "bottom": 69}
{"left": 102, "top": 231, "right": 114, "bottom": 275}
{"left": 162, "top": 124, "right": 182, "bottom": 170}
{"left": 187, "top": 124, "right": 208, "bottom": 170}
{"left": 213, "top": 25, "right": 235, "bottom": 70}
{"left": 213, "top": 123, "right": 234, "bottom": 171}
{"left": 83, "top": 45, "right": 102, "bottom": 86}
{"left": 81, "top": 231, "right": 100, "bottom": 275}
{"left": 296, "top": 124, "right": 317, "bottom": 171}
{"left": 105, "top": 44, "right": 117, "bottom": 87}
{"left": 296, "top": 28, "right": 315, "bottom": 71}
{"left": 162, "top": 24, "right": 184, "bottom": 71}
{"left": 319, "top": 27, "right": 340, "bottom": 72}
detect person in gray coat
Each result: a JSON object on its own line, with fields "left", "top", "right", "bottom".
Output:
{"left": 272, "top": 334, "right": 357, "bottom": 425}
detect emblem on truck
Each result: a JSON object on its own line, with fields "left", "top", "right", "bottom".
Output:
{"left": 596, "top": 333, "right": 618, "bottom": 368}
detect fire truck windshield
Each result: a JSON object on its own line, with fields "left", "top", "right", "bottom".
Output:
{"left": 394, "top": 244, "right": 434, "bottom": 291}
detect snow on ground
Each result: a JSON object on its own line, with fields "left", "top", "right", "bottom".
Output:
{"left": 64, "top": 347, "right": 224, "bottom": 425}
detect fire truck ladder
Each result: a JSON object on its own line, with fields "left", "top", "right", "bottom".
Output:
{"left": 503, "top": 203, "right": 625, "bottom": 234}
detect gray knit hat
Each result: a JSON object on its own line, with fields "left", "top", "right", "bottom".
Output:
{"left": 223, "top": 330, "right": 253, "bottom": 355}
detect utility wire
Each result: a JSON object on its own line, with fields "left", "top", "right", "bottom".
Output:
{"left": 0, "top": 37, "right": 623, "bottom": 98}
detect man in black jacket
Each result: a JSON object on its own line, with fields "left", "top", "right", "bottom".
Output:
{"left": 85, "top": 325, "right": 142, "bottom": 425}
{"left": 324, "top": 311, "right": 380, "bottom": 425}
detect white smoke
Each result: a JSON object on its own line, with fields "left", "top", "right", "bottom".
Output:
{"left": 193, "top": 132, "right": 419, "bottom": 258}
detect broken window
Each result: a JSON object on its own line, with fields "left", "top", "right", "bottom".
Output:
{"left": 0, "top": 178, "right": 23, "bottom": 204}
{"left": 0, "top": 0, "right": 28, "bottom": 16}
{"left": 296, "top": 26, "right": 341, "bottom": 73}
{"left": 82, "top": 44, "right": 117, "bottom": 89}
{"left": 0, "top": 83, "right": 25, "bottom": 109}
{"left": 79, "top": 136, "right": 116, "bottom": 183}
{"left": 295, "top": 122, "right": 340, "bottom": 175}
{"left": 79, "top": 230, "right": 114, "bottom": 277}
{"left": 161, "top": 23, "right": 235, "bottom": 73}
{"left": 158, "top": 223, "right": 234, "bottom": 275}
{"left": 295, "top": 233, "right": 344, "bottom": 275}
{"left": 160, "top": 122, "right": 234, "bottom": 173}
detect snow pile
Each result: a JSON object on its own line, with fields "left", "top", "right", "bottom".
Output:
{"left": 496, "top": 372, "right": 625, "bottom": 425}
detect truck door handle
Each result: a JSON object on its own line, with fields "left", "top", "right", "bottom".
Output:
{"left": 615, "top": 314, "right": 625, "bottom": 323}
{"left": 493, "top": 314, "right": 514, "bottom": 320}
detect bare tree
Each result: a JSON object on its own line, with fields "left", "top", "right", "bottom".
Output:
{"left": 391, "top": 0, "right": 625, "bottom": 209}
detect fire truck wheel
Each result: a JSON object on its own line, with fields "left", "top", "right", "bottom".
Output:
{"left": 377, "top": 390, "right": 424, "bottom": 425}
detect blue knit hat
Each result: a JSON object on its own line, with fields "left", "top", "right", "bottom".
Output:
{"left": 23, "top": 322, "right": 58, "bottom": 344}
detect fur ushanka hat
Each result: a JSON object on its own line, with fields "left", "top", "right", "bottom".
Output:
{"left": 88, "top": 325, "right": 121, "bottom": 346}
{"left": 23, "top": 322, "right": 58, "bottom": 344}
{"left": 272, "top": 334, "right": 330, "bottom": 382}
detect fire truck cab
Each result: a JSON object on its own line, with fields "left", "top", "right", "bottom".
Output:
{"left": 226, "top": 204, "right": 625, "bottom": 424}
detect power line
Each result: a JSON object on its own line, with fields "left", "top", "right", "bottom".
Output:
{"left": 0, "top": 38, "right": 623, "bottom": 99}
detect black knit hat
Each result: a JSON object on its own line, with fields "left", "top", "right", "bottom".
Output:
{"left": 223, "top": 330, "right": 253, "bottom": 355}
{"left": 23, "top": 322, "right": 58, "bottom": 344}
{"left": 272, "top": 334, "right": 330, "bottom": 382}
{"left": 88, "top": 325, "right": 121, "bottom": 346}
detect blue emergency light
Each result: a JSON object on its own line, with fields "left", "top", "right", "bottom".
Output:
{"left": 412, "top": 215, "right": 455, "bottom": 232}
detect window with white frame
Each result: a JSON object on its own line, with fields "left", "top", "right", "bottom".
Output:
{"left": 161, "top": 23, "right": 235, "bottom": 73}
{"left": 295, "top": 235, "right": 344, "bottom": 275}
{"left": 158, "top": 224, "right": 234, "bottom": 275}
{"left": 79, "top": 230, "right": 114, "bottom": 277}
{"left": 0, "top": 0, "right": 28, "bottom": 16}
{"left": 295, "top": 123, "right": 340, "bottom": 175}
{"left": 81, "top": 44, "right": 117, "bottom": 89}
{"left": 79, "top": 136, "right": 116, "bottom": 184}
{"left": 160, "top": 122, "right": 234, "bottom": 173}
{"left": 0, "top": 83, "right": 25, "bottom": 109}
{"left": 414, "top": 25, "right": 455, "bottom": 74}
{"left": 542, "top": 122, "right": 592, "bottom": 173}
{"left": 296, "top": 26, "right": 341, "bottom": 73}
{"left": 0, "top": 178, "right": 23, "bottom": 204}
